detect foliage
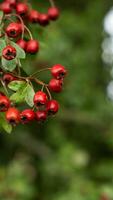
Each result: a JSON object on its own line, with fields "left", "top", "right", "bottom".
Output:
{"left": 0, "top": 0, "right": 113, "bottom": 199}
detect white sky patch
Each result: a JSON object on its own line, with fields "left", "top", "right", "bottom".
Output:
{"left": 104, "top": 9, "right": 113, "bottom": 36}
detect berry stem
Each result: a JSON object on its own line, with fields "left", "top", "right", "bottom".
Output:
{"left": 30, "top": 68, "right": 51, "bottom": 78}
{"left": 45, "top": 86, "right": 52, "bottom": 100}
{"left": 24, "top": 25, "right": 33, "bottom": 40}
{"left": 49, "top": 0, "right": 55, "bottom": 7}
{"left": 0, "top": 79, "right": 9, "bottom": 96}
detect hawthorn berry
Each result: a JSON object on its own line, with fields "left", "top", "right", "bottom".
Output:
{"left": 5, "top": 0, "right": 17, "bottom": 8}
{"left": 51, "top": 64, "right": 67, "bottom": 79}
{"left": 0, "top": 2, "right": 12, "bottom": 14}
{"left": 34, "top": 91, "right": 48, "bottom": 107}
{"left": 35, "top": 111, "right": 47, "bottom": 122}
{"left": 29, "top": 10, "right": 40, "bottom": 23}
{"left": 6, "top": 22, "right": 22, "bottom": 38}
{"left": 20, "top": 109, "right": 35, "bottom": 124}
{"left": 6, "top": 107, "right": 20, "bottom": 125}
{"left": 2, "top": 45, "right": 16, "bottom": 60}
{"left": 49, "top": 79, "right": 62, "bottom": 93}
{"left": 17, "top": 39, "right": 27, "bottom": 51}
{"left": 46, "top": 100, "right": 59, "bottom": 115}
{"left": 0, "top": 96, "right": 10, "bottom": 112}
{"left": 38, "top": 13, "right": 49, "bottom": 26}
{"left": 26, "top": 39, "right": 39, "bottom": 54}
{"left": 3, "top": 73, "right": 16, "bottom": 84}
{"left": 16, "top": 3, "right": 29, "bottom": 16}
{"left": 48, "top": 7, "right": 60, "bottom": 20}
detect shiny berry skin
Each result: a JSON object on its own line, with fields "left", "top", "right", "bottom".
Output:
{"left": 46, "top": 100, "right": 59, "bottom": 115}
{"left": 17, "top": 39, "right": 27, "bottom": 51}
{"left": 29, "top": 10, "right": 40, "bottom": 23}
{"left": 20, "top": 109, "right": 35, "bottom": 124}
{"left": 35, "top": 111, "right": 47, "bottom": 122}
{"left": 16, "top": 3, "right": 28, "bottom": 16}
{"left": 6, "top": 22, "right": 22, "bottom": 38}
{"left": 26, "top": 40, "right": 39, "bottom": 54}
{"left": 2, "top": 45, "right": 16, "bottom": 60}
{"left": 5, "top": 0, "right": 17, "bottom": 7}
{"left": 6, "top": 107, "right": 20, "bottom": 125}
{"left": 3, "top": 73, "right": 16, "bottom": 84}
{"left": 49, "top": 79, "right": 62, "bottom": 93}
{"left": 0, "top": 2, "right": 12, "bottom": 14}
{"left": 48, "top": 7, "right": 60, "bottom": 20}
{"left": 0, "top": 96, "right": 10, "bottom": 112}
{"left": 51, "top": 64, "right": 67, "bottom": 79}
{"left": 34, "top": 91, "right": 48, "bottom": 107}
{"left": 38, "top": 13, "right": 49, "bottom": 26}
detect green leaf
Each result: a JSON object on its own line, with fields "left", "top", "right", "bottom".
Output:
{"left": 1, "top": 57, "right": 17, "bottom": 71}
{"left": 11, "top": 41, "right": 26, "bottom": 59}
{"left": 0, "top": 40, "right": 6, "bottom": 56}
{"left": 0, "top": 113, "right": 12, "bottom": 134}
{"left": 25, "top": 84, "right": 35, "bottom": 107}
{"left": 0, "top": 11, "right": 4, "bottom": 25}
{"left": 10, "top": 82, "right": 28, "bottom": 104}
{"left": 8, "top": 80, "right": 26, "bottom": 91}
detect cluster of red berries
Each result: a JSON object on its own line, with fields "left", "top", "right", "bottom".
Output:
{"left": 0, "top": 0, "right": 67, "bottom": 131}
{"left": 0, "top": 0, "right": 60, "bottom": 26}
{"left": 0, "top": 64, "right": 66, "bottom": 125}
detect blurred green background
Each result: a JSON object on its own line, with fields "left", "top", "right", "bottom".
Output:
{"left": 1, "top": 0, "right": 113, "bottom": 199}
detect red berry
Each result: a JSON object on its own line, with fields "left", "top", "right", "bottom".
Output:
{"left": 20, "top": 109, "right": 35, "bottom": 124}
{"left": 46, "top": 100, "right": 59, "bottom": 115}
{"left": 2, "top": 45, "right": 16, "bottom": 60}
{"left": 3, "top": 73, "right": 16, "bottom": 84}
{"left": 6, "top": 107, "right": 20, "bottom": 125}
{"left": 35, "top": 111, "right": 47, "bottom": 122}
{"left": 5, "top": 0, "right": 17, "bottom": 7}
{"left": 0, "top": 92, "right": 5, "bottom": 96}
{"left": 0, "top": 96, "right": 10, "bottom": 112}
{"left": 16, "top": 3, "right": 28, "bottom": 16}
{"left": 17, "top": 39, "right": 27, "bottom": 51}
{"left": 48, "top": 7, "right": 60, "bottom": 20}
{"left": 38, "top": 13, "right": 49, "bottom": 26}
{"left": 51, "top": 64, "right": 67, "bottom": 79}
{"left": 6, "top": 22, "right": 22, "bottom": 38}
{"left": 28, "top": 10, "right": 40, "bottom": 23}
{"left": 26, "top": 39, "right": 39, "bottom": 54}
{"left": 49, "top": 79, "right": 62, "bottom": 93}
{"left": 0, "top": 2, "right": 12, "bottom": 14}
{"left": 34, "top": 91, "right": 48, "bottom": 107}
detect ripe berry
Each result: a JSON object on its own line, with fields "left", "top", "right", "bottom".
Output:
{"left": 51, "top": 64, "right": 67, "bottom": 79}
{"left": 35, "top": 111, "right": 47, "bottom": 122}
{"left": 29, "top": 10, "right": 40, "bottom": 23}
{"left": 16, "top": 3, "right": 28, "bottom": 16}
{"left": 20, "top": 109, "right": 35, "bottom": 124}
{"left": 0, "top": 2, "right": 12, "bottom": 14}
{"left": 0, "top": 92, "right": 5, "bottom": 96}
{"left": 26, "top": 39, "right": 39, "bottom": 54}
{"left": 17, "top": 39, "right": 27, "bottom": 51}
{"left": 2, "top": 45, "right": 16, "bottom": 60}
{"left": 38, "top": 13, "right": 49, "bottom": 26}
{"left": 6, "top": 22, "right": 22, "bottom": 38}
{"left": 49, "top": 79, "right": 62, "bottom": 93}
{"left": 0, "top": 96, "right": 10, "bottom": 112}
{"left": 48, "top": 7, "right": 60, "bottom": 20}
{"left": 5, "top": 0, "right": 17, "bottom": 8}
{"left": 6, "top": 107, "right": 20, "bottom": 125}
{"left": 34, "top": 91, "right": 48, "bottom": 107}
{"left": 46, "top": 100, "right": 59, "bottom": 115}
{"left": 3, "top": 73, "right": 16, "bottom": 84}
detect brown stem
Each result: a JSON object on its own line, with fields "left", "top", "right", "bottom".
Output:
{"left": 30, "top": 67, "right": 51, "bottom": 78}
{"left": 49, "top": 0, "right": 55, "bottom": 7}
